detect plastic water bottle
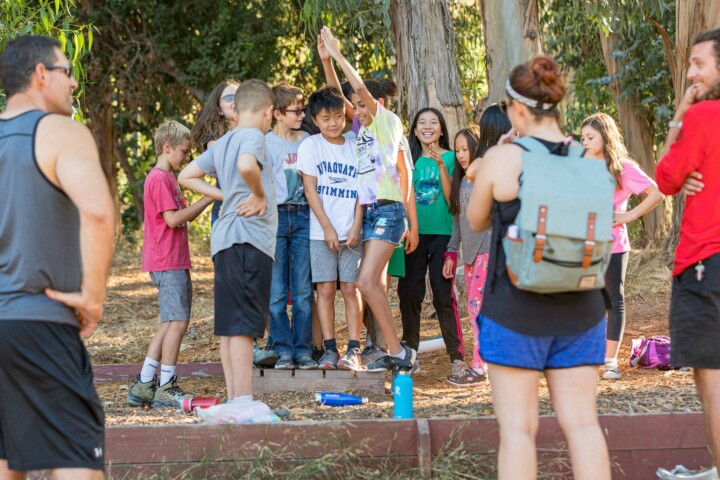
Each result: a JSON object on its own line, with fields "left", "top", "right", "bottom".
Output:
{"left": 315, "top": 392, "right": 368, "bottom": 406}
{"left": 393, "top": 369, "right": 413, "bottom": 419}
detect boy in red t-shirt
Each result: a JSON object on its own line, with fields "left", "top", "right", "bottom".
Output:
{"left": 127, "top": 121, "right": 213, "bottom": 408}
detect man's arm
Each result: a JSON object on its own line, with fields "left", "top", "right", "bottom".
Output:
{"left": 161, "top": 196, "right": 214, "bottom": 228}
{"left": 41, "top": 117, "right": 114, "bottom": 336}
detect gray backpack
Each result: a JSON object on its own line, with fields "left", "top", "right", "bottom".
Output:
{"left": 503, "top": 137, "right": 614, "bottom": 293}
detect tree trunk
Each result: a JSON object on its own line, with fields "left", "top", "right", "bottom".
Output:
{"left": 599, "top": 32, "right": 670, "bottom": 246}
{"left": 658, "top": 0, "right": 720, "bottom": 259}
{"left": 390, "top": 0, "right": 466, "bottom": 139}
{"left": 85, "top": 83, "right": 121, "bottom": 236}
{"left": 478, "top": 0, "right": 542, "bottom": 103}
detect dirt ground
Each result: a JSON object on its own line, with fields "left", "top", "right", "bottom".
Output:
{"left": 91, "top": 248, "right": 701, "bottom": 425}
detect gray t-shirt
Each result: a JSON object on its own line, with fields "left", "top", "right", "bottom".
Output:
{"left": 266, "top": 130, "right": 308, "bottom": 205}
{"left": 196, "top": 128, "right": 278, "bottom": 260}
{"left": 447, "top": 177, "right": 491, "bottom": 263}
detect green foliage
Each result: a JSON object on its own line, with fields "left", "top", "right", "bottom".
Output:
{"left": 0, "top": 0, "right": 94, "bottom": 115}
{"left": 449, "top": 0, "right": 487, "bottom": 120}
{"left": 542, "top": 0, "right": 675, "bottom": 141}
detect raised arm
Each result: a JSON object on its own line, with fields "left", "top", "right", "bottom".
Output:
{"left": 320, "top": 27, "right": 377, "bottom": 117}
{"left": 318, "top": 33, "right": 354, "bottom": 119}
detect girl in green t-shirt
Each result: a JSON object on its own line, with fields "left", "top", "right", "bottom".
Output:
{"left": 398, "top": 107, "right": 466, "bottom": 379}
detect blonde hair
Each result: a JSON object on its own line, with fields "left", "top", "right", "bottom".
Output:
{"left": 154, "top": 120, "right": 191, "bottom": 155}
{"left": 581, "top": 113, "right": 630, "bottom": 190}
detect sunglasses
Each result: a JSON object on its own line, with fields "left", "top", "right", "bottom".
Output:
{"left": 25, "top": 64, "right": 73, "bottom": 78}
{"left": 498, "top": 100, "right": 508, "bottom": 114}
{"left": 283, "top": 108, "right": 306, "bottom": 116}
{"left": 220, "top": 93, "right": 235, "bottom": 103}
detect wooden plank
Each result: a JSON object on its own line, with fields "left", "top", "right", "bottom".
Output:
{"left": 106, "top": 420, "right": 419, "bottom": 464}
{"left": 416, "top": 419, "right": 432, "bottom": 480}
{"left": 93, "top": 363, "right": 384, "bottom": 393}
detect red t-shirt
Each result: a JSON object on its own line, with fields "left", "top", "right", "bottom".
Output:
{"left": 656, "top": 99, "right": 720, "bottom": 276}
{"left": 141, "top": 167, "right": 191, "bottom": 272}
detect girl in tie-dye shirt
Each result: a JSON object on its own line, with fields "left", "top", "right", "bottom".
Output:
{"left": 321, "top": 26, "right": 417, "bottom": 372}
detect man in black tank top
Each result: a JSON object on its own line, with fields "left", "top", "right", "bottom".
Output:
{"left": 0, "top": 36, "right": 114, "bottom": 479}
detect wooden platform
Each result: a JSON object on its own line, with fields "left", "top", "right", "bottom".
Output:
{"left": 93, "top": 363, "right": 386, "bottom": 394}
{"left": 101, "top": 412, "right": 712, "bottom": 479}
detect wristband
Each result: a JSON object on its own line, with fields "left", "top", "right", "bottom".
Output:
{"left": 668, "top": 120, "right": 683, "bottom": 129}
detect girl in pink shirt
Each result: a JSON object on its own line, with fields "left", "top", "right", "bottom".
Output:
{"left": 581, "top": 113, "right": 664, "bottom": 380}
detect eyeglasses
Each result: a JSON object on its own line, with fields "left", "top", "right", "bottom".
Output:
{"left": 283, "top": 108, "right": 306, "bottom": 116}
{"left": 220, "top": 93, "right": 235, "bottom": 103}
{"left": 25, "top": 64, "right": 73, "bottom": 78}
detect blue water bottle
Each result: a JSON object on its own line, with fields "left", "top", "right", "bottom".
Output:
{"left": 393, "top": 369, "right": 413, "bottom": 419}
{"left": 315, "top": 392, "right": 368, "bottom": 406}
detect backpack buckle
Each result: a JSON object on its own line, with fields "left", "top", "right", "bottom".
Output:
{"left": 582, "top": 213, "right": 597, "bottom": 268}
{"left": 534, "top": 206, "right": 548, "bottom": 263}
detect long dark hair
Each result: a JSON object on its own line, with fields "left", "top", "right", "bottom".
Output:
{"left": 449, "top": 126, "right": 480, "bottom": 216}
{"left": 190, "top": 79, "right": 239, "bottom": 152}
{"left": 408, "top": 107, "right": 450, "bottom": 163}
{"left": 448, "top": 104, "right": 511, "bottom": 216}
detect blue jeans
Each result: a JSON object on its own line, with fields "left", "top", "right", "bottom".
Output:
{"left": 269, "top": 204, "right": 313, "bottom": 359}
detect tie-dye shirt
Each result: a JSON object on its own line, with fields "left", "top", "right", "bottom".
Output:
{"left": 355, "top": 103, "right": 405, "bottom": 205}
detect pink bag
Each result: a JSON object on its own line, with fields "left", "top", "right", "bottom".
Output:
{"left": 629, "top": 336, "right": 672, "bottom": 370}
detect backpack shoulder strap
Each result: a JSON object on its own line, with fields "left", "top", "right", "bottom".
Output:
{"left": 512, "top": 137, "right": 550, "bottom": 153}
{"left": 567, "top": 140, "right": 585, "bottom": 158}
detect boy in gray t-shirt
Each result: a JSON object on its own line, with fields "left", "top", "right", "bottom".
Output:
{"left": 179, "top": 79, "right": 279, "bottom": 423}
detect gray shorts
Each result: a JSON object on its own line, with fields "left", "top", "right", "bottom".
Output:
{"left": 149, "top": 270, "right": 192, "bottom": 321}
{"left": 310, "top": 240, "right": 363, "bottom": 283}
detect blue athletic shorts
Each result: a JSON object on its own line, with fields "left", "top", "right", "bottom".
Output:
{"left": 478, "top": 315, "right": 606, "bottom": 371}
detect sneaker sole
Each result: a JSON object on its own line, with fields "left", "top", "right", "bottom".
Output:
{"left": 274, "top": 364, "right": 295, "bottom": 370}
{"left": 337, "top": 361, "right": 360, "bottom": 371}
{"left": 318, "top": 363, "right": 337, "bottom": 370}
{"left": 296, "top": 365, "right": 318, "bottom": 370}
{"left": 152, "top": 399, "right": 183, "bottom": 408}
{"left": 254, "top": 355, "right": 279, "bottom": 368}
{"left": 602, "top": 373, "right": 621, "bottom": 380}
{"left": 126, "top": 392, "right": 154, "bottom": 407}
{"left": 366, "top": 365, "right": 390, "bottom": 372}
{"left": 445, "top": 378, "right": 485, "bottom": 387}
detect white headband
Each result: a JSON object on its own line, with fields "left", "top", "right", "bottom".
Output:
{"left": 505, "top": 80, "right": 556, "bottom": 111}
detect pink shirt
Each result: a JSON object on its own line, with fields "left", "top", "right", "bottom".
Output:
{"left": 612, "top": 161, "right": 655, "bottom": 253}
{"left": 142, "top": 168, "right": 191, "bottom": 272}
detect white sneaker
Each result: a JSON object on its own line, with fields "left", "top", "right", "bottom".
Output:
{"left": 657, "top": 465, "right": 719, "bottom": 479}
{"left": 196, "top": 399, "right": 280, "bottom": 425}
{"left": 602, "top": 360, "right": 621, "bottom": 380}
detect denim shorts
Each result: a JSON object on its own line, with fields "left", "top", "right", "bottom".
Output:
{"left": 478, "top": 315, "right": 606, "bottom": 371}
{"left": 362, "top": 201, "right": 408, "bottom": 246}
{"left": 149, "top": 269, "right": 192, "bottom": 321}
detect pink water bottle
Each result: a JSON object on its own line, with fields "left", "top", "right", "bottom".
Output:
{"left": 182, "top": 397, "right": 220, "bottom": 413}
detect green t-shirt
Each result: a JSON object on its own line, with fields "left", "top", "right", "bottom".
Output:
{"left": 413, "top": 150, "right": 455, "bottom": 235}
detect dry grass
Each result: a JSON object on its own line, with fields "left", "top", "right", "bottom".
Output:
{"left": 90, "top": 246, "right": 701, "bottom": 426}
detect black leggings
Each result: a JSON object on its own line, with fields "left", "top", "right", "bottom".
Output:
{"left": 605, "top": 251, "right": 628, "bottom": 342}
{"left": 397, "top": 234, "right": 464, "bottom": 362}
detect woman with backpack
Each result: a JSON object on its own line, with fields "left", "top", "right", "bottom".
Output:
{"left": 581, "top": 113, "right": 664, "bottom": 380}
{"left": 466, "top": 56, "right": 611, "bottom": 480}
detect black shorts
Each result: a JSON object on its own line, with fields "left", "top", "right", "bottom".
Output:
{"left": 669, "top": 253, "right": 720, "bottom": 369}
{"left": 214, "top": 243, "right": 272, "bottom": 337}
{"left": 0, "top": 321, "right": 105, "bottom": 471}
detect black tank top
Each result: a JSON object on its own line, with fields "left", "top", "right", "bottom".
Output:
{"left": 479, "top": 138, "right": 606, "bottom": 336}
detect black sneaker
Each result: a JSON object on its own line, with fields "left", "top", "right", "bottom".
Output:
{"left": 366, "top": 345, "right": 416, "bottom": 372}
{"left": 312, "top": 345, "right": 325, "bottom": 363}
